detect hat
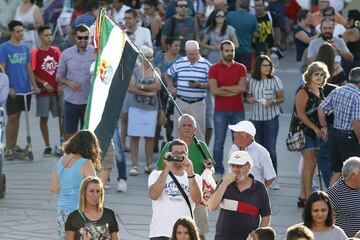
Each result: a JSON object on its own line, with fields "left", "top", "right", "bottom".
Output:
{"left": 228, "top": 120, "right": 256, "bottom": 137}
{"left": 228, "top": 151, "right": 252, "bottom": 165}
{"left": 323, "top": 7, "right": 335, "bottom": 17}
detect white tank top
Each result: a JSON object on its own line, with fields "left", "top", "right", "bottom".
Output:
{"left": 15, "top": 4, "right": 36, "bottom": 25}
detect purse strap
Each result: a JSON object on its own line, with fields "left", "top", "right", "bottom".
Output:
{"left": 168, "top": 171, "right": 194, "bottom": 219}
{"left": 78, "top": 210, "right": 89, "bottom": 224}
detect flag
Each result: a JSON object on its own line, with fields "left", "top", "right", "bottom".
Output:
{"left": 84, "top": 9, "right": 138, "bottom": 157}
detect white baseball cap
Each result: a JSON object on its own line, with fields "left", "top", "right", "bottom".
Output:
{"left": 228, "top": 120, "right": 256, "bottom": 137}
{"left": 228, "top": 151, "right": 253, "bottom": 165}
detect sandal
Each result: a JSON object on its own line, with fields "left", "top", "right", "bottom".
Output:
{"left": 129, "top": 166, "right": 138, "bottom": 176}
{"left": 145, "top": 165, "right": 154, "bottom": 174}
{"left": 297, "top": 197, "right": 306, "bottom": 208}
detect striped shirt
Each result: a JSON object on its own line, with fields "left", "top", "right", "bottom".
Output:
{"left": 327, "top": 178, "right": 360, "bottom": 237}
{"left": 56, "top": 45, "right": 94, "bottom": 105}
{"left": 319, "top": 83, "right": 360, "bottom": 131}
{"left": 167, "top": 56, "right": 211, "bottom": 100}
{"left": 247, "top": 76, "right": 284, "bottom": 121}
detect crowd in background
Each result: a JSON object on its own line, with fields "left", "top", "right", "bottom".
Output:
{"left": 0, "top": 0, "right": 360, "bottom": 239}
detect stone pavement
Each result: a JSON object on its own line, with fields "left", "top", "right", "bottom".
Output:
{"left": 0, "top": 48, "right": 308, "bottom": 239}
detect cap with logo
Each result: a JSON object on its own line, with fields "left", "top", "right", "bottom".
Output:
{"left": 228, "top": 151, "right": 253, "bottom": 165}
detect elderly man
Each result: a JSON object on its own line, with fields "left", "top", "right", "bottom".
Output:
{"left": 326, "top": 157, "right": 360, "bottom": 238}
{"left": 228, "top": 120, "right": 277, "bottom": 188}
{"left": 156, "top": 114, "right": 213, "bottom": 239}
{"left": 166, "top": 40, "right": 211, "bottom": 140}
{"left": 208, "top": 150, "right": 271, "bottom": 240}
{"left": 149, "top": 139, "right": 202, "bottom": 240}
{"left": 318, "top": 67, "right": 360, "bottom": 185}
{"left": 307, "top": 18, "right": 353, "bottom": 63}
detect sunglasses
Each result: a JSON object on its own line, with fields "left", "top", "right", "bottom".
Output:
{"left": 216, "top": 14, "right": 225, "bottom": 18}
{"left": 177, "top": 4, "right": 188, "bottom": 8}
{"left": 261, "top": 64, "right": 271, "bottom": 67}
{"left": 77, "top": 36, "right": 89, "bottom": 41}
{"left": 313, "top": 72, "right": 325, "bottom": 77}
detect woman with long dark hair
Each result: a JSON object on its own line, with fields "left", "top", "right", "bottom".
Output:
{"left": 201, "top": 9, "right": 239, "bottom": 63}
{"left": 302, "top": 191, "right": 347, "bottom": 240}
{"left": 171, "top": 217, "right": 201, "bottom": 240}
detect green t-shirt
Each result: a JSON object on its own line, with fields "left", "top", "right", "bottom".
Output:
{"left": 156, "top": 139, "right": 214, "bottom": 174}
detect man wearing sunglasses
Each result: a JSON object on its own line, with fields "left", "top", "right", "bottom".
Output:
{"left": 56, "top": 25, "right": 94, "bottom": 140}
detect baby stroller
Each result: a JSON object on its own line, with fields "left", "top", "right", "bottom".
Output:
{"left": 0, "top": 66, "right": 9, "bottom": 198}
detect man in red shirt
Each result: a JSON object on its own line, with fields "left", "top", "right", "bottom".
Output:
{"left": 31, "top": 25, "right": 62, "bottom": 157}
{"left": 209, "top": 40, "right": 247, "bottom": 178}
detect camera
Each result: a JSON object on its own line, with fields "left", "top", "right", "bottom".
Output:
{"left": 165, "top": 153, "right": 184, "bottom": 162}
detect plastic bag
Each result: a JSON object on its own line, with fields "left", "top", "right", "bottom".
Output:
{"left": 201, "top": 169, "right": 216, "bottom": 204}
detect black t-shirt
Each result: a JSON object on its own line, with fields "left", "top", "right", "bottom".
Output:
{"left": 294, "top": 25, "right": 316, "bottom": 62}
{"left": 254, "top": 11, "right": 280, "bottom": 52}
{"left": 65, "top": 208, "right": 119, "bottom": 240}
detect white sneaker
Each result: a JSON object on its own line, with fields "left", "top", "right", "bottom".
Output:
{"left": 271, "top": 179, "right": 280, "bottom": 190}
{"left": 129, "top": 167, "right": 138, "bottom": 176}
{"left": 117, "top": 179, "right": 127, "bottom": 192}
{"left": 105, "top": 183, "right": 111, "bottom": 189}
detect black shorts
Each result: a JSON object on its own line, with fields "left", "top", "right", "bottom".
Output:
{"left": 331, "top": 129, "right": 360, "bottom": 172}
{"left": 6, "top": 95, "right": 31, "bottom": 116}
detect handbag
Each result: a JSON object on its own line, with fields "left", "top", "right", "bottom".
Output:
{"left": 286, "top": 106, "right": 306, "bottom": 152}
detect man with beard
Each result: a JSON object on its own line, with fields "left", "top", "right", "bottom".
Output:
{"left": 208, "top": 40, "right": 247, "bottom": 179}
{"left": 148, "top": 139, "right": 202, "bottom": 240}
{"left": 208, "top": 150, "right": 271, "bottom": 240}
{"left": 307, "top": 18, "right": 353, "bottom": 63}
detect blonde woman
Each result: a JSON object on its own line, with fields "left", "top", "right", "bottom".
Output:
{"left": 65, "top": 176, "right": 119, "bottom": 240}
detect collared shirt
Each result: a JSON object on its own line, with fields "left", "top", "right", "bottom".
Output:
{"left": 319, "top": 83, "right": 360, "bottom": 131}
{"left": 167, "top": 56, "right": 211, "bottom": 100}
{"left": 228, "top": 141, "right": 277, "bottom": 184}
{"left": 209, "top": 60, "right": 247, "bottom": 111}
{"left": 56, "top": 45, "right": 94, "bottom": 105}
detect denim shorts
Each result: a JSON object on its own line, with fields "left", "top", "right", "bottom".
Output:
{"left": 304, "top": 134, "right": 321, "bottom": 151}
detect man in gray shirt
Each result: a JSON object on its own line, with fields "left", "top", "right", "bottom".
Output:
{"left": 307, "top": 18, "right": 353, "bottom": 63}
{"left": 56, "top": 25, "right": 94, "bottom": 140}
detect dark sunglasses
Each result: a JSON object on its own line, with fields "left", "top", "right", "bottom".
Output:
{"left": 314, "top": 72, "right": 325, "bottom": 77}
{"left": 177, "top": 4, "right": 188, "bottom": 8}
{"left": 216, "top": 14, "right": 225, "bottom": 18}
{"left": 77, "top": 36, "right": 89, "bottom": 41}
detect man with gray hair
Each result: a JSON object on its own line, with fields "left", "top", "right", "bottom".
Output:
{"left": 166, "top": 40, "right": 212, "bottom": 140}
{"left": 326, "top": 157, "right": 360, "bottom": 238}
{"left": 318, "top": 67, "right": 360, "bottom": 185}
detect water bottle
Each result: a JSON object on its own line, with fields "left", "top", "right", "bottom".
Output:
{"left": 270, "top": 47, "right": 279, "bottom": 67}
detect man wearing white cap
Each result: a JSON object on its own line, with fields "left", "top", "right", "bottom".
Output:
{"left": 208, "top": 150, "right": 271, "bottom": 240}
{"left": 228, "top": 120, "right": 277, "bottom": 188}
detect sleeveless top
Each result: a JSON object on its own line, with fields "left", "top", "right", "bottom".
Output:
{"left": 56, "top": 157, "right": 88, "bottom": 211}
{"left": 14, "top": 5, "right": 37, "bottom": 46}
{"left": 294, "top": 25, "right": 316, "bottom": 62}
{"left": 346, "top": 26, "right": 360, "bottom": 60}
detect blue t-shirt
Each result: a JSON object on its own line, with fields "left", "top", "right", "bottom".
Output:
{"left": 227, "top": 11, "right": 258, "bottom": 54}
{"left": 0, "top": 41, "right": 31, "bottom": 93}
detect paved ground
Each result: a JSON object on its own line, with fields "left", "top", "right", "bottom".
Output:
{"left": 0, "top": 47, "right": 309, "bottom": 239}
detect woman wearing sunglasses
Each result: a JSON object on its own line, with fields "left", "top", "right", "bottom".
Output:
{"left": 292, "top": 61, "right": 328, "bottom": 207}
{"left": 201, "top": 9, "right": 239, "bottom": 64}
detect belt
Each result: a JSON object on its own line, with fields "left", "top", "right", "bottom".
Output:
{"left": 178, "top": 97, "right": 204, "bottom": 104}
{"left": 334, "top": 129, "right": 354, "bottom": 135}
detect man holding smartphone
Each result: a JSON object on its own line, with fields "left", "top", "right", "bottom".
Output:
{"left": 148, "top": 139, "right": 202, "bottom": 240}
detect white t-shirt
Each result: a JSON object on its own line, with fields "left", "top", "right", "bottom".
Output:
{"left": 134, "top": 26, "right": 153, "bottom": 49}
{"left": 148, "top": 170, "right": 202, "bottom": 238}
{"left": 330, "top": 0, "right": 352, "bottom": 13}
{"left": 228, "top": 141, "right": 277, "bottom": 184}
{"left": 110, "top": 5, "right": 130, "bottom": 27}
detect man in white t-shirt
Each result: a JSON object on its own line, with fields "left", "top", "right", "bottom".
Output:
{"left": 228, "top": 120, "right": 277, "bottom": 188}
{"left": 148, "top": 139, "right": 202, "bottom": 240}
{"left": 124, "top": 8, "right": 153, "bottom": 48}
{"left": 109, "top": 0, "right": 130, "bottom": 30}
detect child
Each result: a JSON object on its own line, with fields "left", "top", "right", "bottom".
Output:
{"left": 253, "top": 227, "right": 276, "bottom": 240}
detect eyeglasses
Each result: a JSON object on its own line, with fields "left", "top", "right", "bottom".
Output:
{"left": 216, "top": 14, "right": 225, "bottom": 18}
{"left": 177, "top": 4, "right": 188, "bottom": 8}
{"left": 77, "top": 36, "right": 89, "bottom": 41}
{"left": 261, "top": 64, "right": 271, "bottom": 67}
{"left": 313, "top": 72, "right": 325, "bottom": 77}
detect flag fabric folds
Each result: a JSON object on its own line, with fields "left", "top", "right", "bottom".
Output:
{"left": 84, "top": 9, "right": 139, "bottom": 157}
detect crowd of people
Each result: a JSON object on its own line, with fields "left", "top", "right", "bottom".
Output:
{"left": 0, "top": 0, "right": 360, "bottom": 239}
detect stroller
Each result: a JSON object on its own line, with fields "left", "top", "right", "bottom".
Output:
{"left": 0, "top": 66, "right": 9, "bottom": 198}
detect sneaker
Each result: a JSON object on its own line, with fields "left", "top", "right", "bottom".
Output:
{"left": 129, "top": 167, "right": 138, "bottom": 176}
{"left": 105, "top": 183, "right": 111, "bottom": 189}
{"left": 43, "top": 147, "right": 53, "bottom": 157}
{"left": 12, "top": 144, "right": 25, "bottom": 153}
{"left": 117, "top": 179, "right": 127, "bottom": 192}
{"left": 271, "top": 179, "right": 280, "bottom": 190}
{"left": 145, "top": 165, "right": 154, "bottom": 174}
{"left": 12, "top": 145, "right": 27, "bottom": 160}
{"left": 4, "top": 147, "right": 13, "bottom": 160}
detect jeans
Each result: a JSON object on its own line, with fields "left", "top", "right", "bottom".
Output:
{"left": 317, "top": 126, "right": 333, "bottom": 188}
{"left": 213, "top": 111, "right": 245, "bottom": 174}
{"left": 113, "top": 121, "right": 127, "bottom": 181}
{"left": 251, "top": 116, "right": 279, "bottom": 173}
{"left": 63, "top": 101, "right": 86, "bottom": 136}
